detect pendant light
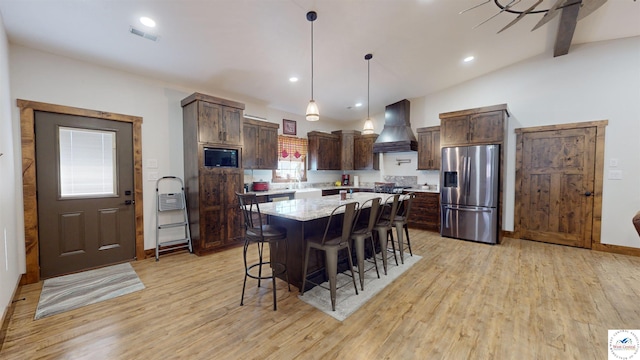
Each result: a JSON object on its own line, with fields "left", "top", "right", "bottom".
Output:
{"left": 362, "top": 53, "right": 374, "bottom": 134}
{"left": 305, "top": 11, "right": 319, "bottom": 121}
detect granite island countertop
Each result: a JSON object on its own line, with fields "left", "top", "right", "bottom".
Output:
{"left": 259, "top": 192, "right": 407, "bottom": 222}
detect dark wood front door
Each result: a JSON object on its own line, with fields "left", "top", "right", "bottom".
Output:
{"left": 518, "top": 127, "right": 597, "bottom": 248}
{"left": 35, "top": 111, "right": 136, "bottom": 278}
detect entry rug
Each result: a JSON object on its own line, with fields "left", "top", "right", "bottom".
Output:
{"left": 298, "top": 252, "right": 421, "bottom": 321}
{"left": 35, "top": 262, "right": 145, "bottom": 320}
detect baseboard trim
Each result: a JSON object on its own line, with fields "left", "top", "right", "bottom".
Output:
{"left": 592, "top": 243, "right": 640, "bottom": 257}
{"left": 0, "top": 274, "right": 23, "bottom": 352}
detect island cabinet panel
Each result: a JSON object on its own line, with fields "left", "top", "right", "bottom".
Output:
{"left": 182, "top": 92, "right": 245, "bottom": 255}
{"left": 417, "top": 126, "right": 440, "bottom": 170}
{"left": 439, "top": 104, "right": 508, "bottom": 147}
{"left": 406, "top": 191, "right": 440, "bottom": 232}
{"left": 354, "top": 133, "right": 380, "bottom": 170}
{"left": 307, "top": 131, "right": 340, "bottom": 170}
{"left": 243, "top": 118, "right": 279, "bottom": 169}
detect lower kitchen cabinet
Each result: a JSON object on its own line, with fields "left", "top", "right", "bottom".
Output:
{"left": 406, "top": 191, "right": 440, "bottom": 232}
{"left": 190, "top": 168, "right": 244, "bottom": 254}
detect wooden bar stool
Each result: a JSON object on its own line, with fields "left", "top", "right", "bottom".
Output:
{"left": 236, "top": 193, "right": 289, "bottom": 311}
{"left": 392, "top": 192, "right": 416, "bottom": 264}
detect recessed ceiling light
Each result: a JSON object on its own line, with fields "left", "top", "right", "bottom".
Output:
{"left": 355, "top": 103, "right": 362, "bottom": 107}
{"left": 140, "top": 17, "right": 156, "bottom": 28}
{"left": 289, "top": 77, "right": 299, "bottom": 82}
{"left": 463, "top": 56, "right": 475, "bottom": 63}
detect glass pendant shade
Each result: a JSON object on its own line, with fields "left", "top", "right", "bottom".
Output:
{"left": 306, "top": 100, "right": 319, "bottom": 121}
{"left": 363, "top": 118, "right": 374, "bottom": 134}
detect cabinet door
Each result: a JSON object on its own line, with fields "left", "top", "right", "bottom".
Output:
{"left": 242, "top": 122, "right": 259, "bottom": 168}
{"left": 339, "top": 132, "right": 355, "bottom": 170}
{"left": 259, "top": 126, "right": 278, "bottom": 169}
{"left": 441, "top": 115, "right": 469, "bottom": 146}
{"left": 222, "top": 107, "right": 242, "bottom": 145}
{"left": 318, "top": 137, "right": 340, "bottom": 170}
{"left": 354, "top": 136, "right": 369, "bottom": 170}
{"left": 198, "top": 101, "right": 223, "bottom": 144}
{"left": 431, "top": 130, "right": 441, "bottom": 170}
{"left": 469, "top": 111, "right": 504, "bottom": 144}
{"left": 417, "top": 131, "right": 432, "bottom": 170}
{"left": 200, "top": 171, "right": 225, "bottom": 249}
{"left": 223, "top": 169, "right": 244, "bottom": 244}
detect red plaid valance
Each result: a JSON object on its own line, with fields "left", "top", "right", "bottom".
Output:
{"left": 278, "top": 135, "right": 308, "bottom": 161}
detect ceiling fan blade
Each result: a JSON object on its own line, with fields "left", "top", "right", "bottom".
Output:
{"left": 577, "top": 0, "right": 607, "bottom": 20}
{"left": 473, "top": 0, "right": 521, "bottom": 29}
{"left": 498, "top": 0, "right": 543, "bottom": 33}
{"left": 531, "top": 0, "right": 570, "bottom": 31}
{"left": 459, "top": 0, "right": 492, "bottom": 14}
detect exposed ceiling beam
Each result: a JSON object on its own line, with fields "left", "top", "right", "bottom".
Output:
{"left": 554, "top": 1, "right": 582, "bottom": 57}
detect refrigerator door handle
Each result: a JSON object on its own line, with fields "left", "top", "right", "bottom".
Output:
{"left": 444, "top": 206, "right": 450, "bottom": 228}
{"left": 445, "top": 205, "right": 493, "bottom": 213}
{"left": 465, "top": 155, "right": 471, "bottom": 196}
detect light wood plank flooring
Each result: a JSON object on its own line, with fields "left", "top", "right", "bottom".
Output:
{"left": 2, "top": 230, "right": 640, "bottom": 359}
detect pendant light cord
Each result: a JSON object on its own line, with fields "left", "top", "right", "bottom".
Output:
{"left": 367, "top": 57, "right": 370, "bottom": 119}
{"left": 310, "top": 20, "right": 314, "bottom": 101}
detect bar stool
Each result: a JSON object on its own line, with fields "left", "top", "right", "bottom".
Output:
{"left": 392, "top": 192, "right": 416, "bottom": 264}
{"left": 236, "top": 193, "right": 290, "bottom": 311}
{"left": 350, "top": 197, "right": 382, "bottom": 290}
{"left": 372, "top": 194, "right": 401, "bottom": 275}
{"left": 301, "top": 202, "right": 359, "bottom": 311}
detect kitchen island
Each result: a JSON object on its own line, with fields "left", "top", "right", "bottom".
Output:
{"left": 258, "top": 192, "right": 402, "bottom": 289}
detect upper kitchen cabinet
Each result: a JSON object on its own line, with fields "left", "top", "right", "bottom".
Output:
{"left": 439, "top": 104, "right": 509, "bottom": 146}
{"left": 417, "top": 126, "right": 440, "bottom": 170}
{"left": 332, "top": 130, "right": 360, "bottom": 170}
{"left": 243, "top": 118, "right": 279, "bottom": 169}
{"left": 354, "top": 133, "right": 380, "bottom": 170}
{"left": 307, "top": 131, "right": 340, "bottom": 170}
{"left": 181, "top": 92, "right": 244, "bottom": 146}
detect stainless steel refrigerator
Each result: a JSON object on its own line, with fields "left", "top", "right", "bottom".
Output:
{"left": 440, "top": 144, "right": 499, "bottom": 244}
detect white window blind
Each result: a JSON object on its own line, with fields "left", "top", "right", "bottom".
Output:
{"left": 59, "top": 127, "right": 117, "bottom": 197}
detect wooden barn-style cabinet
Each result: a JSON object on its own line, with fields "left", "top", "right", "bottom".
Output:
{"left": 354, "top": 133, "right": 380, "bottom": 170}
{"left": 406, "top": 191, "right": 440, "bottom": 232}
{"left": 417, "top": 126, "right": 440, "bottom": 170}
{"left": 243, "top": 118, "right": 279, "bottom": 169}
{"left": 307, "top": 131, "right": 340, "bottom": 170}
{"left": 181, "top": 93, "right": 245, "bottom": 254}
{"left": 439, "top": 104, "right": 508, "bottom": 147}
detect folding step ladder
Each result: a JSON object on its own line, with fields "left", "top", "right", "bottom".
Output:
{"left": 155, "top": 176, "right": 192, "bottom": 261}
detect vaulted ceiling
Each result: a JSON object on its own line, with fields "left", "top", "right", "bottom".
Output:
{"left": 0, "top": 0, "right": 638, "bottom": 121}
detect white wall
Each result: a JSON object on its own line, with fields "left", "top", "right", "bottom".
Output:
{"left": 8, "top": 44, "right": 350, "bottom": 252}
{"left": 0, "top": 13, "right": 21, "bottom": 325}
{"left": 407, "top": 36, "right": 640, "bottom": 248}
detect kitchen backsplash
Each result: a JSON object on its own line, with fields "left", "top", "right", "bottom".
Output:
{"left": 384, "top": 176, "right": 418, "bottom": 187}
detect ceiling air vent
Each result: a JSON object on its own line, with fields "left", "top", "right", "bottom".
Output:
{"left": 129, "top": 26, "right": 159, "bottom": 42}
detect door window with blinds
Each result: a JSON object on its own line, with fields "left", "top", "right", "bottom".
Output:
{"left": 58, "top": 126, "right": 118, "bottom": 198}
{"left": 273, "top": 135, "right": 308, "bottom": 182}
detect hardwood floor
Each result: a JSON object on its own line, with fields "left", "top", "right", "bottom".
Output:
{"left": 2, "top": 230, "right": 640, "bottom": 359}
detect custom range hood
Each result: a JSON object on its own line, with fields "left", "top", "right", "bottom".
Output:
{"left": 373, "top": 99, "right": 418, "bottom": 153}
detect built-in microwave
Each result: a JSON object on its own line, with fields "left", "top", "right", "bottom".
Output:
{"left": 204, "top": 147, "right": 239, "bottom": 168}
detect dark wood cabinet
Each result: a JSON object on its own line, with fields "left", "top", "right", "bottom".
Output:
{"left": 182, "top": 93, "right": 243, "bottom": 146}
{"left": 307, "top": 131, "right": 340, "bottom": 170}
{"left": 332, "top": 130, "right": 360, "bottom": 170}
{"left": 182, "top": 93, "right": 245, "bottom": 255}
{"left": 440, "top": 104, "right": 508, "bottom": 147}
{"left": 354, "top": 133, "right": 380, "bottom": 170}
{"left": 243, "top": 118, "right": 279, "bottom": 169}
{"left": 406, "top": 191, "right": 440, "bottom": 232}
{"left": 417, "top": 126, "right": 440, "bottom": 170}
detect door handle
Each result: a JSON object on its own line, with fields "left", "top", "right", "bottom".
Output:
{"left": 584, "top": 191, "right": 592, "bottom": 197}
{"left": 125, "top": 200, "right": 135, "bottom": 205}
